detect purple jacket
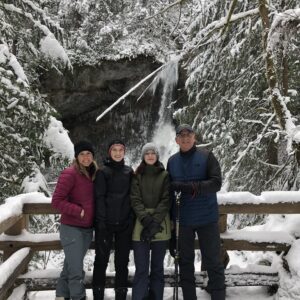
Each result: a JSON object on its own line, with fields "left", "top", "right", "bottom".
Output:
{"left": 52, "top": 165, "right": 94, "bottom": 228}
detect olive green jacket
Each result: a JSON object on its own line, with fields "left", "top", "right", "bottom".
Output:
{"left": 131, "top": 163, "right": 171, "bottom": 241}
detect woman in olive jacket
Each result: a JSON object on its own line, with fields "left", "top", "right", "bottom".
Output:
{"left": 131, "top": 142, "right": 171, "bottom": 300}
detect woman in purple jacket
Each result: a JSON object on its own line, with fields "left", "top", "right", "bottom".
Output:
{"left": 52, "top": 141, "right": 98, "bottom": 300}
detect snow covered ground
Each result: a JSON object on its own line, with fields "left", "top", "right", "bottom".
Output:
{"left": 28, "top": 286, "right": 274, "bottom": 300}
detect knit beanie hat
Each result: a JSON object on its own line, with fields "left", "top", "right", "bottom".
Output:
{"left": 108, "top": 139, "right": 126, "bottom": 157}
{"left": 74, "top": 141, "right": 95, "bottom": 158}
{"left": 141, "top": 142, "right": 159, "bottom": 160}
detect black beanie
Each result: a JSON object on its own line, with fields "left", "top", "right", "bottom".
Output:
{"left": 74, "top": 141, "right": 95, "bottom": 158}
{"left": 107, "top": 139, "right": 125, "bottom": 155}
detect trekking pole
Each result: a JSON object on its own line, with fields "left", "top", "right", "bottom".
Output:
{"left": 173, "top": 191, "right": 181, "bottom": 300}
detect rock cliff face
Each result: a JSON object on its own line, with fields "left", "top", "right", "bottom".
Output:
{"left": 40, "top": 55, "right": 187, "bottom": 164}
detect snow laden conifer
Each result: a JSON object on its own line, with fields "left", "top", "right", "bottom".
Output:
{"left": 177, "top": 0, "right": 300, "bottom": 199}
{"left": 58, "top": 0, "right": 191, "bottom": 63}
{"left": 0, "top": 0, "right": 72, "bottom": 203}
{"left": 0, "top": 44, "right": 52, "bottom": 201}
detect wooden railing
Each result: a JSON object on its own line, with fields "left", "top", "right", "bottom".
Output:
{"left": 0, "top": 191, "right": 299, "bottom": 299}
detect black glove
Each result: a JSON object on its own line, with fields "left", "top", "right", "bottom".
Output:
{"left": 140, "top": 222, "right": 163, "bottom": 242}
{"left": 169, "top": 230, "right": 176, "bottom": 258}
{"left": 141, "top": 214, "right": 154, "bottom": 228}
{"left": 171, "top": 181, "right": 194, "bottom": 194}
{"left": 140, "top": 227, "right": 152, "bottom": 243}
{"left": 148, "top": 221, "right": 163, "bottom": 237}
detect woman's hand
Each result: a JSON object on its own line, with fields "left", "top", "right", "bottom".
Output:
{"left": 80, "top": 209, "right": 85, "bottom": 218}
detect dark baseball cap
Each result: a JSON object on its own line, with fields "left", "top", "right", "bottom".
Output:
{"left": 176, "top": 124, "right": 194, "bottom": 135}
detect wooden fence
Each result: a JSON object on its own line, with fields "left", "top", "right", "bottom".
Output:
{"left": 0, "top": 192, "right": 299, "bottom": 299}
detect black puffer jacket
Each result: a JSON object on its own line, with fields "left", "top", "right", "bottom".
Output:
{"left": 94, "top": 159, "right": 133, "bottom": 227}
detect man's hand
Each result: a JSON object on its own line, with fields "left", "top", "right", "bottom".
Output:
{"left": 171, "top": 181, "right": 194, "bottom": 194}
{"left": 171, "top": 181, "right": 201, "bottom": 196}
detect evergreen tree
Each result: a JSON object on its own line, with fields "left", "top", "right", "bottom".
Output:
{"left": 177, "top": 0, "right": 300, "bottom": 195}
{"left": 0, "top": 0, "right": 71, "bottom": 202}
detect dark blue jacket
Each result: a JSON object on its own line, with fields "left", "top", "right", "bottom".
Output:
{"left": 167, "top": 146, "right": 221, "bottom": 226}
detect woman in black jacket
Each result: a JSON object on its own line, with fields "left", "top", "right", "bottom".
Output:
{"left": 93, "top": 140, "right": 133, "bottom": 300}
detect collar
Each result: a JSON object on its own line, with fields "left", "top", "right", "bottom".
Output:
{"left": 180, "top": 145, "right": 197, "bottom": 157}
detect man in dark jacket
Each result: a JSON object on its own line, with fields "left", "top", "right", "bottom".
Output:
{"left": 167, "top": 124, "right": 225, "bottom": 300}
{"left": 93, "top": 140, "right": 133, "bottom": 300}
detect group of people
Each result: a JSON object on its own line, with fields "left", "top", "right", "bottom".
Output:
{"left": 52, "top": 124, "right": 226, "bottom": 300}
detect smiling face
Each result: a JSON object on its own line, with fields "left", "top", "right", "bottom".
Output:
{"left": 110, "top": 145, "right": 125, "bottom": 162}
{"left": 144, "top": 150, "right": 157, "bottom": 165}
{"left": 175, "top": 130, "right": 196, "bottom": 152}
{"left": 77, "top": 151, "right": 93, "bottom": 167}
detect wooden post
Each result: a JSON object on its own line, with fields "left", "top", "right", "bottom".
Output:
{"left": 219, "top": 214, "right": 230, "bottom": 268}
{"left": 3, "top": 215, "right": 27, "bottom": 261}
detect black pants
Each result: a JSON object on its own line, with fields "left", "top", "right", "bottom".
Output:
{"left": 179, "top": 222, "right": 225, "bottom": 300}
{"left": 93, "top": 223, "right": 132, "bottom": 289}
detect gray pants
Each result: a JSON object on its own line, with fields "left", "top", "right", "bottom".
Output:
{"left": 56, "top": 224, "right": 93, "bottom": 300}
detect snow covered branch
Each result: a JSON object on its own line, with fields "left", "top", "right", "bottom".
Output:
{"left": 221, "top": 0, "right": 238, "bottom": 35}
{"left": 190, "top": 8, "right": 259, "bottom": 51}
{"left": 223, "top": 113, "right": 276, "bottom": 191}
{"left": 96, "top": 64, "right": 165, "bottom": 121}
{"left": 267, "top": 8, "right": 300, "bottom": 53}
{"left": 2, "top": 2, "right": 71, "bottom": 68}
{"left": 143, "top": 0, "right": 188, "bottom": 22}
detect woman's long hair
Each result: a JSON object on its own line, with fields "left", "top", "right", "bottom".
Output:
{"left": 72, "top": 159, "right": 98, "bottom": 181}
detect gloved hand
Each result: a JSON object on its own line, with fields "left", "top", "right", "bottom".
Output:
{"left": 140, "top": 222, "right": 163, "bottom": 242}
{"left": 171, "top": 181, "right": 194, "bottom": 194}
{"left": 141, "top": 214, "right": 154, "bottom": 228}
{"left": 140, "top": 227, "right": 152, "bottom": 243}
{"left": 148, "top": 221, "right": 163, "bottom": 237}
{"left": 169, "top": 230, "right": 176, "bottom": 258}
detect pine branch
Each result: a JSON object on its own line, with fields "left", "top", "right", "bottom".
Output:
{"left": 183, "top": 8, "right": 260, "bottom": 66}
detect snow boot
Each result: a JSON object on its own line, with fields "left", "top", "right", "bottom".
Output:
{"left": 93, "top": 287, "right": 105, "bottom": 300}
{"left": 115, "top": 287, "right": 128, "bottom": 300}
